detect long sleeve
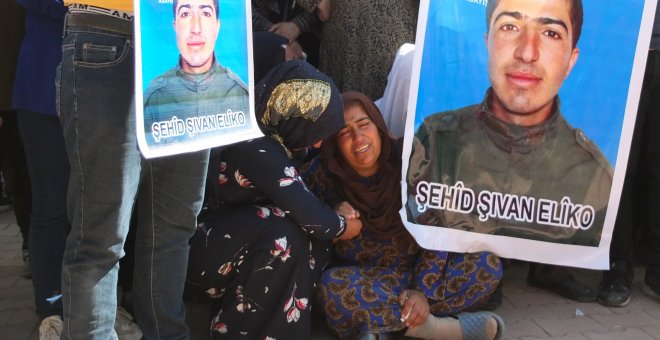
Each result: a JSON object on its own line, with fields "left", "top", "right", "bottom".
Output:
{"left": 251, "top": 1, "right": 274, "bottom": 31}
{"left": 223, "top": 137, "right": 346, "bottom": 239}
{"left": 289, "top": 8, "right": 320, "bottom": 35}
{"left": 300, "top": 156, "right": 342, "bottom": 208}
{"left": 16, "top": 0, "right": 67, "bottom": 20}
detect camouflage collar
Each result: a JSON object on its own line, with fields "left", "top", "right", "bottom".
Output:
{"left": 175, "top": 57, "right": 223, "bottom": 91}
{"left": 477, "top": 89, "right": 561, "bottom": 154}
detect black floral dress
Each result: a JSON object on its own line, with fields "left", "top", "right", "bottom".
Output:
{"left": 187, "top": 137, "right": 346, "bottom": 339}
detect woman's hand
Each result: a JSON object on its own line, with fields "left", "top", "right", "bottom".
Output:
{"left": 335, "top": 201, "right": 359, "bottom": 220}
{"left": 284, "top": 40, "right": 305, "bottom": 61}
{"left": 398, "top": 289, "right": 430, "bottom": 328}
{"left": 269, "top": 21, "right": 301, "bottom": 42}
{"left": 338, "top": 216, "right": 362, "bottom": 241}
{"left": 317, "top": 0, "right": 331, "bottom": 22}
{"left": 335, "top": 201, "right": 362, "bottom": 241}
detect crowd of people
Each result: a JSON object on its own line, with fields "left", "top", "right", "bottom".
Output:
{"left": 0, "top": 0, "right": 659, "bottom": 339}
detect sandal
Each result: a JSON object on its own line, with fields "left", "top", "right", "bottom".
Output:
{"left": 357, "top": 332, "right": 390, "bottom": 340}
{"left": 456, "top": 311, "right": 505, "bottom": 340}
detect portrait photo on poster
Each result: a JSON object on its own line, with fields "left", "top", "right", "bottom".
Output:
{"left": 135, "top": 0, "right": 263, "bottom": 158}
{"left": 400, "top": 0, "right": 658, "bottom": 269}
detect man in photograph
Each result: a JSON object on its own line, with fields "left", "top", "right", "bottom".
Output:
{"left": 143, "top": 0, "right": 249, "bottom": 145}
{"left": 407, "top": 0, "right": 612, "bottom": 301}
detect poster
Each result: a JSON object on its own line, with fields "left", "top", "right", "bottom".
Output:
{"left": 401, "top": 0, "right": 658, "bottom": 269}
{"left": 135, "top": 0, "right": 263, "bottom": 158}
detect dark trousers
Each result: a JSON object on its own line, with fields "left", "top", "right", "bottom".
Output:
{"left": 17, "top": 109, "right": 70, "bottom": 320}
{"left": 608, "top": 49, "right": 660, "bottom": 281}
{"left": 0, "top": 110, "right": 31, "bottom": 248}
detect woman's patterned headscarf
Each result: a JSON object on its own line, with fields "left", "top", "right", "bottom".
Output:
{"left": 255, "top": 60, "right": 344, "bottom": 155}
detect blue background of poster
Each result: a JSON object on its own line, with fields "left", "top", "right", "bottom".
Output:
{"left": 414, "top": 0, "right": 645, "bottom": 166}
{"left": 140, "top": 0, "right": 249, "bottom": 92}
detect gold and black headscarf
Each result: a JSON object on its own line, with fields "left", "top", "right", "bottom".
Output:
{"left": 255, "top": 60, "right": 344, "bottom": 154}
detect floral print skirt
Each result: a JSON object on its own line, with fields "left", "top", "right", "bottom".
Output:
{"left": 317, "top": 251, "right": 502, "bottom": 338}
{"left": 187, "top": 205, "right": 332, "bottom": 339}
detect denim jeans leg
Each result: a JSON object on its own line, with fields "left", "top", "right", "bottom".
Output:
{"left": 58, "top": 14, "right": 138, "bottom": 340}
{"left": 133, "top": 149, "right": 209, "bottom": 339}
{"left": 17, "top": 110, "right": 70, "bottom": 320}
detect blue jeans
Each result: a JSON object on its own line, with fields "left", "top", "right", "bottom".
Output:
{"left": 17, "top": 110, "right": 70, "bottom": 320}
{"left": 58, "top": 13, "right": 209, "bottom": 339}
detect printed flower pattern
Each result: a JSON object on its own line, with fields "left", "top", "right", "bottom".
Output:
{"left": 309, "top": 242, "right": 316, "bottom": 269}
{"left": 235, "top": 170, "right": 254, "bottom": 188}
{"left": 283, "top": 283, "right": 308, "bottom": 323}
{"left": 272, "top": 207, "right": 286, "bottom": 217}
{"left": 255, "top": 206, "right": 287, "bottom": 219}
{"left": 188, "top": 137, "right": 341, "bottom": 338}
{"left": 279, "top": 166, "right": 303, "bottom": 187}
{"left": 218, "top": 262, "right": 233, "bottom": 276}
{"left": 212, "top": 322, "right": 227, "bottom": 334}
{"left": 235, "top": 285, "right": 262, "bottom": 313}
{"left": 211, "top": 313, "right": 227, "bottom": 334}
{"left": 256, "top": 206, "right": 270, "bottom": 219}
{"left": 257, "top": 237, "right": 293, "bottom": 272}
{"left": 271, "top": 237, "right": 292, "bottom": 262}
{"left": 206, "top": 287, "right": 225, "bottom": 299}
{"left": 211, "top": 246, "right": 246, "bottom": 282}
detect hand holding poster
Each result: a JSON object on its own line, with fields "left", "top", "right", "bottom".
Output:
{"left": 135, "top": 0, "right": 263, "bottom": 158}
{"left": 401, "top": 0, "right": 658, "bottom": 269}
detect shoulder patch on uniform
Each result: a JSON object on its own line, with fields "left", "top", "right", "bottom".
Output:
{"left": 574, "top": 128, "right": 613, "bottom": 175}
{"left": 425, "top": 111, "right": 460, "bottom": 132}
{"left": 226, "top": 68, "right": 248, "bottom": 91}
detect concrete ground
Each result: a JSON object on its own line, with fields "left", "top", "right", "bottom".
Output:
{"left": 2, "top": 207, "right": 660, "bottom": 340}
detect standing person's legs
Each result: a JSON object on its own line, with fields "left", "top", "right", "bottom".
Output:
{"left": 0, "top": 110, "right": 31, "bottom": 272}
{"left": 642, "top": 50, "right": 660, "bottom": 297}
{"left": 17, "top": 109, "right": 70, "bottom": 319}
{"left": 597, "top": 66, "right": 648, "bottom": 306}
{"left": 133, "top": 150, "right": 209, "bottom": 339}
{"left": 58, "top": 13, "right": 139, "bottom": 339}
{"left": 527, "top": 264, "right": 597, "bottom": 302}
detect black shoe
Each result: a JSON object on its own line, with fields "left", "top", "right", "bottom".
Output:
{"left": 0, "top": 193, "right": 12, "bottom": 212}
{"left": 643, "top": 274, "right": 660, "bottom": 302}
{"left": 527, "top": 274, "right": 597, "bottom": 302}
{"left": 597, "top": 275, "right": 631, "bottom": 307}
{"left": 22, "top": 249, "right": 32, "bottom": 279}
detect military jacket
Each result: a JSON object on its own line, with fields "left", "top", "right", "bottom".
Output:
{"left": 407, "top": 91, "right": 613, "bottom": 246}
{"left": 143, "top": 60, "right": 249, "bottom": 145}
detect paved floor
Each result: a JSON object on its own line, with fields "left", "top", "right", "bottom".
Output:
{"left": 2, "top": 207, "right": 659, "bottom": 340}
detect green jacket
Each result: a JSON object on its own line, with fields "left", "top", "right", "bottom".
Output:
{"left": 143, "top": 60, "right": 249, "bottom": 145}
{"left": 407, "top": 91, "right": 613, "bottom": 246}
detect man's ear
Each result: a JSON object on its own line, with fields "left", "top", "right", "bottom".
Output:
{"left": 565, "top": 47, "right": 580, "bottom": 78}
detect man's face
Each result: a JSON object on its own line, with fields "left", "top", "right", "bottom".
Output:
{"left": 174, "top": 0, "right": 219, "bottom": 74}
{"left": 486, "top": 0, "right": 579, "bottom": 125}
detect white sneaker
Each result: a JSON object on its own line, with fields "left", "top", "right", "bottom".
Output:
{"left": 115, "top": 307, "right": 143, "bottom": 340}
{"left": 39, "top": 315, "right": 63, "bottom": 340}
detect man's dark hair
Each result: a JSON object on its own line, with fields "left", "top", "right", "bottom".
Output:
{"left": 173, "top": 0, "right": 220, "bottom": 19}
{"left": 486, "top": 0, "right": 583, "bottom": 48}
